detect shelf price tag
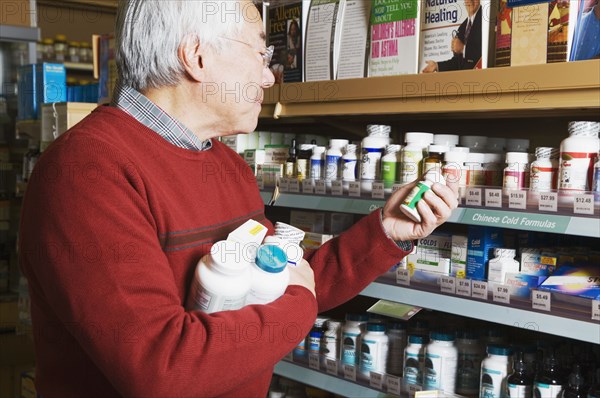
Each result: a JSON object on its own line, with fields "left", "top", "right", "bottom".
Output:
{"left": 492, "top": 284, "right": 511, "bottom": 304}
{"left": 256, "top": 174, "right": 264, "bottom": 190}
{"left": 386, "top": 375, "right": 401, "bottom": 395}
{"left": 279, "top": 178, "right": 289, "bottom": 193}
{"left": 396, "top": 268, "right": 411, "bottom": 286}
{"left": 349, "top": 181, "right": 361, "bottom": 197}
{"left": 440, "top": 276, "right": 456, "bottom": 294}
{"left": 331, "top": 180, "right": 343, "bottom": 196}
{"left": 466, "top": 188, "right": 482, "bottom": 206}
{"left": 372, "top": 182, "right": 385, "bottom": 199}
{"left": 369, "top": 372, "right": 384, "bottom": 390}
{"left": 308, "top": 353, "right": 320, "bottom": 370}
{"left": 508, "top": 191, "right": 527, "bottom": 210}
{"left": 592, "top": 300, "right": 600, "bottom": 321}
{"left": 302, "top": 179, "right": 314, "bottom": 194}
{"left": 538, "top": 192, "right": 558, "bottom": 212}
{"left": 392, "top": 183, "right": 403, "bottom": 194}
{"left": 325, "top": 359, "right": 338, "bottom": 376}
{"left": 485, "top": 189, "right": 502, "bottom": 208}
{"left": 315, "top": 180, "right": 327, "bottom": 195}
{"left": 288, "top": 179, "right": 300, "bottom": 193}
{"left": 574, "top": 194, "right": 594, "bottom": 215}
{"left": 456, "top": 278, "right": 472, "bottom": 297}
{"left": 532, "top": 290, "right": 551, "bottom": 312}
{"left": 284, "top": 351, "right": 293, "bottom": 362}
{"left": 472, "top": 281, "right": 488, "bottom": 300}
{"left": 343, "top": 364, "right": 357, "bottom": 382}
{"left": 408, "top": 384, "right": 423, "bottom": 395}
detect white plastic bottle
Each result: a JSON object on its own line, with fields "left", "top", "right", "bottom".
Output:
{"left": 341, "top": 313, "right": 368, "bottom": 366}
{"left": 460, "top": 136, "right": 488, "bottom": 153}
{"left": 483, "top": 153, "right": 504, "bottom": 187}
{"left": 400, "top": 169, "right": 447, "bottom": 223}
{"left": 321, "top": 319, "right": 342, "bottom": 361}
{"left": 264, "top": 235, "right": 304, "bottom": 269}
{"left": 342, "top": 144, "right": 358, "bottom": 185}
{"left": 434, "top": 134, "right": 459, "bottom": 148}
{"left": 465, "top": 152, "right": 486, "bottom": 187}
{"left": 245, "top": 244, "right": 290, "bottom": 305}
{"left": 325, "top": 139, "right": 349, "bottom": 185}
{"left": 424, "top": 331, "right": 459, "bottom": 394}
{"left": 443, "top": 149, "right": 469, "bottom": 200}
{"left": 503, "top": 152, "right": 531, "bottom": 194}
{"left": 386, "top": 322, "right": 408, "bottom": 376}
{"left": 404, "top": 334, "right": 428, "bottom": 392}
{"left": 479, "top": 345, "right": 513, "bottom": 398}
{"left": 186, "top": 240, "right": 252, "bottom": 313}
{"left": 382, "top": 144, "right": 402, "bottom": 192}
{"left": 359, "top": 323, "right": 389, "bottom": 378}
{"left": 456, "top": 331, "right": 485, "bottom": 396}
{"left": 558, "top": 121, "right": 600, "bottom": 194}
{"left": 400, "top": 132, "right": 434, "bottom": 184}
{"left": 310, "top": 146, "right": 326, "bottom": 180}
{"left": 530, "top": 147, "right": 559, "bottom": 192}
{"left": 360, "top": 136, "right": 390, "bottom": 192}
{"left": 487, "top": 248, "right": 520, "bottom": 284}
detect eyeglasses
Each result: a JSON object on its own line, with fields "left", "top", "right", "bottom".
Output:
{"left": 218, "top": 36, "right": 274, "bottom": 68}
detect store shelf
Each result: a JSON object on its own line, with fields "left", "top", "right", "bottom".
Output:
{"left": 274, "top": 361, "right": 390, "bottom": 398}
{"left": 266, "top": 61, "right": 600, "bottom": 119}
{"left": 64, "top": 62, "right": 94, "bottom": 72}
{"left": 0, "top": 25, "right": 40, "bottom": 42}
{"left": 361, "top": 281, "right": 600, "bottom": 344}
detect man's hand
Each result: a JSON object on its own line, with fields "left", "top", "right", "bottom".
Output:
{"left": 382, "top": 176, "right": 459, "bottom": 242}
{"left": 421, "top": 60, "right": 438, "bottom": 73}
{"left": 451, "top": 37, "right": 465, "bottom": 54}
{"left": 288, "top": 259, "right": 316, "bottom": 298}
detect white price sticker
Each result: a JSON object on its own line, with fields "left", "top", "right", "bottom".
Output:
{"left": 326, "top": 359, "right": 338, "bottom": 376}
{"left": 592, "top": 300, "right": 600, "bottom": 321}
{"left": 302, "top": 179, "right": 314, "bottom": 194}
{"left": 485, "top": 189, "right": 502, "bottom": 208}
{"left": 331, "top": 180, "right": 343, "bottom": 196}
{"left": 372, "top": 182, "right": 385, "bottom": 199}
{"left": 574, "top": 194, "right": 594, "bottom": 215}
{"left": 456, "top": 278, "right": 472, "bottom": 297}
{"left": 349, "top": 181, "right": 361, "bottom": 197}
{"left": 472, "top": 281, "right": 488, "bottom": 300}
{"left": 315, "top": 180, "right": 327, "bottom": 195}
{"left": 370, "top": 372, "right": 384, "bottom": 390}
{"left": 284, "top": 351, "right": 293, "bottom": 362}
{"left": 308, "top": 353, "right": 320, "bottom": 370}
{"left": 509, "top": 191, "right": 527, "bottom": 209}
{"left": 440, "top": 276, "right": 456, "bottom": 294}
{"left": 408, "top": 384, "right": 423, "bottom": 395}
{"left": 279, "top": 178, "right": 289, "bottom": 192}
{"left": 256, "top": 174, "right": 264, "bottom": 190}
{"left": 493, "top": 284, "right": 511, "bottom": 304}
{"left": 288, "top": 179, "right": 300, "bottom": 193}
{"left": 343, "top": 364, "right": 357, "bottom": 381}
{"left": 538, "top": 192, "right": 558, "bottom": 212}
{"left": 386, "top": 375, "right": 401, "bottom": 395}
{"left": 532, "top": 290, "right": 551, "bottom": 311}
{"left": 392, "top": 183, "right": 403, "bottom": 194}
{"left": 466, "top": 188, "right": 482, "bottom": 206}
{"left": 396, "top": 268, "right": 410, "bottom": 286}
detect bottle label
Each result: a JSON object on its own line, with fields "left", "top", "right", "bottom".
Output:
{"left": 508, "top": 383, "right": 532, "bottom": 398}
{"left": 382, "top": 160, "right": 397, "bottom": 188}
{"left": 504, "top": 170, "right": 529, "bottom": 190}
{"left": 467, "top": 168, "right": 486, "bottom": 187}
{"left": 423, "top": 353, "right": 442, "bottom": 390}
{"left": 322, "top": 335, "right": 338, "bottom": 360}
{"left": 296, "top": 159, "right": 308, "bottom": 181}
{"left": 285, "top": 161, "right": 295, "bottom": 178}
{"left": 360, "top": 150, "right": 382, "bottom": 181}
{"left": 195, "top": 284, "right": 246, "bottom": 314}
{"left": 360, "top": 338, "right": 388, "bottom": 376}
{"left": 309, "top": 335, "right": 321, "bottom": 353}
{"left": 485, "top": 166, "right": 503, "bottom": 187}
{"left": 559, "top": 152, "right": 597, "bottom": 191}
{"left": 341, "top": 332, "right": 360, "bottom": 365}
{"left": 403, "top": 352, "right": 423, "bottom": 386}
{"left": 456, "top": 352, "right": 483, "bottom": 393}
{"left": 401, "top": 150, "right": 424, "bottom": 184}
{"left": 593, "top": 166, "right": 600, "bottom": 193}
{"left": 402, "top": 182, "right": 430, "bottom": 209}
{"left": 534, "top": 382, "right": 563, "bottom": 398}
{"left": 480, "top": 367, "right": 507, "bottom": 398}
{"left": 530, "top": 165, "right": 558, "bottom": 191}
{"left": 326, "top": 155, "right": 341, "bottom": 181}
{"left": 294, "top": 337, "right": 307, "bottom": 357}
{"left": 342, "top": 158, "right": 357, "bottom": 181}
{"left": 310, "top": 159, "right": 322, "bottom": 180}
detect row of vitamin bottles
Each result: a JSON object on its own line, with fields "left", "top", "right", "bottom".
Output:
{"left": 291, "top": 313, "right": 600, "bottom": 398}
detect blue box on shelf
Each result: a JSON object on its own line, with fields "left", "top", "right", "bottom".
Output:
{"left": 466, "top": 226, "right": 504, "bottom": 281}
{"left": 17, "top": 63, "right": 66, "bottom": 120}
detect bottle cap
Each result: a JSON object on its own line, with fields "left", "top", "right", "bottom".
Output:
{"left": 486, "top": 137, "right": 507, "bottom": 152}
{"left": 384, "top": 144, "right": 402, "bottom": 155}
{"left": 344, "top": 144, "right": 357, "bottom": 154}
{"left": 346, "top": 313, "right": 369, "bottom": 322}
{"left": 366, "top": 323, "right": 386, "bottom": 332}
{"left": 405, "top": 132, "right": 434, "bottom": 145}
{"left": 362, "top": 136, "right": 390, "bottom": 149}
{"left": 387, "top": 321, "right": 407, "bottom": 330}
{"left": 329, "top": 139, "right": 349, "bottom": 149}
{"left": 428, "top": 144, "right": 449, "bottom": 154}
{"left": 408, "top": 334, "right": 428, "bottom": 344}
{"left": 483, "top": 153, "right": 503, "bottom": 164}
{"left": 506, "top": 139, "right": 530, "bottom": 152}
{"left": 367, "top": 124, "right": 392, "bottom": 137}
{"left": 487, "top": 345, "right": 513, "bottom": 356}
{"left": 568, "top": 121, "right": 600, "bottom": 137}
{"left": 430, "top": 331, "right": 455, "bottom": 342}
{"left": 255, "top": 245, "right": 287, "bottom": 273}
{"left": 456, "top": 330, "right": 479, "bottom": 340}
{"left": 209, "top": 240, "right": 252, "bottom": 274}
{"left": 444, "top": 150, "right": 468, "bottom": 163}
{"left": 433, "top": 134, "right": 459, "bottom": 147}
{"left": 312, "top": 146, "right": 326, "bottom": 155}
{"left": 466, "top": 152, "right": 485, "bottom": 164}
{"left": 535, "top": 147, "right": 558, "bottom": 159}
{"left": 505, "top": 152, "right": 530, "bottom": 164}
{"left": 493, "top": 248, "right": 516, "bottom": 258}
{"left": 452, "top": 146, "right": 471, "bottom": 154}
{"left": 299, "top": 144, "right": 316, "bottom": 152}
{"left": 460, "top": 136, "right": 488, "bottom": 151}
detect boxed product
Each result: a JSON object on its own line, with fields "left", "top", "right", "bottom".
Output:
{"left": 326, "top": 213, "right": 354, "bottom": 235}
{"left": 258, "top": 163, "right": 283, "bottom": 187}
{"left": 221, "top": 134, "right": 248, "bottom": 154}
{"left": 466, "top": 226, "right": 504, "bottom": 281}
{"left": 40, "top": 102, "right": 98, "bottom": 151}
{"left": 539, "top": 265, "right": 600, "bottom": 300}
{"left": 450, "top": 235, "right": 468, "bottom": 278}
{"left": 17, "top": 63, "right": 67, "bottom": 121}
{"left": 243, "top": 149, "right": 265, "bottom": 175}
{"left": 264, "top": 144, "right": 289, "bottom": 164}
{"left": 302, "top": 232, "right": 334, "bottom": 250}
{"left": 504, "top": 273, "right": 547, "bottom": 298}
{"left": 407, "top": 233, "right": 452, "bottom": 275}
{"left": 520, "top": 249, "right": 558, "bottom": 277}
{"left": 290, "top": 210, "right": 325, "bottom": 233}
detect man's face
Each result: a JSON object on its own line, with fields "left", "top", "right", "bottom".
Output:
{"left": 465, "top": 0, "right": 480, "bottom": 16}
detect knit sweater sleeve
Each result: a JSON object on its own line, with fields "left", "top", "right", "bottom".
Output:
{"left": 19, "top": 135, "right": 317, "bottom": 397}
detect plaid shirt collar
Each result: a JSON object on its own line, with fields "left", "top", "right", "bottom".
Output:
{"left": 112, "top": 85, "right": 211, "bottom": 151}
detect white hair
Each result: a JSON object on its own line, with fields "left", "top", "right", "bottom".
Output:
{"left": 116, "top": 0, "right": 259, "bottom": 91}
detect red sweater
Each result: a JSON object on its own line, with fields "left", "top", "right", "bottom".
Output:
{"left": 19, "top": 106, "right": 410, "bottom": 398}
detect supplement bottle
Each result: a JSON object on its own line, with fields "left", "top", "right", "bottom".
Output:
{"left": 360, "top": 136, "right": 390, "bottom": 192}
{"left": 503, "top": 152, "right": 531, "bottom": 194}
{"left": 443, "top": 149, "right": 469, "bottom": 200}
{"left": 367, "top": 124, "right": 392, "bottom": 137}
{"left": 558, "top": 121, "right": 600, "bottom": 194}
{"left": 530, "top": 147, "right": 559, "bottom": 192}
{"left": 359, "top": 323, "right": 389, "bottom": 377}
{"left": 321, "top": 319, "right": 342, "bottom": 361}
{"left": 382, "top": 144, "right": 402, "bottom": 192}
{"left": 342, "top": 144, "right": 358, "bottom": 183}
{"left": 588, "top": 369, "right": 600, "bottom": 398}
{"left": 341, "top": 313, "right": 368, "bottom": 366}
{"left": 325, "top": 139, "right": 349, "bottom": 185}
{"left": 486, "top": 138, "right": 507, "bottom": 154}
{"left": 54, "top": 34, "right": 68, "bottom": 62}
{"left": 386, "top": 322, "right": 408, "bottom": 376}
{"left": 296, "top": 144, "right": 315, "bottom": 181}
{"left": 423, "top": 145, "right": 448, "bottom": 175}
{"left": 534, "top": 350, "right": 565, "bottom": 398}
{"left": 592, "top": 153, "right": 600, "bottom": 201}
{"left": 466, "top": 152, "right": 486, "bottom": 187}
{"left": 456, "top": 331, "right": 485, "bottom": 396}
{"left": 310, "top": 146, "right": 326, "bottom": 180}
{"left": 507, "top": 351, "right": 533, "bottom": 398}
{"left": 400, "top": 169, "right": 446, "bottom": 223}
{"left": 480, "top": 345, "right": 513, "bottom": 398}
{"left": 563, "top": 364, "right": 588, "bottom": 398}
{"left": 460, "top": 136, "right": 488, "bottom": 153}
{"left": 284, "top": 139, "right": 297, "bottom": 178}
{"left": 434, "top": 134, "right": 459, "bottom": 148}
{"left": 309, "top": 317, "right": 329, "bottom": 355}
{"left": 404, "top": 334, "right": 428, "bottom": 392}
{"left": 423, "top": 331, "right": 459, "bottom": 394}
{"left": 400, "top": 132, "right": 434, "bottom": 184}
{"left": 487, "top": 248, "right": 520, "bottom": 284}
{"left": 483, "top": 153, "right": 504, "bottom": 187}
{"left": 507, "top": 139, "right": 530, "bottom": 153}
{"left": 186, "top": 240, "right": 252, "bottom": 313}
{"left": 245, "top": 244, "right": 290, "bottom": 305}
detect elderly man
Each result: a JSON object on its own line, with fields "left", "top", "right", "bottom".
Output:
{"left": 19, "top": 1, "right": 458, "bottom": 396}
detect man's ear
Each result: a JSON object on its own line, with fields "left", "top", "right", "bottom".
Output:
{"left": 179, "top": 34, "right": 204, "bottom": 82}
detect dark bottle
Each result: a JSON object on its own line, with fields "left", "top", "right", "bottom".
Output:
{"left": 534, "top": 349, "right": 565, "bottom": 398}
{"left": 587, "top": 369, "right": 600, "bottom": 398}
{"left": 284, "top": 139, "right": 297, "bottom": 178}
{"left": 507, "top": 352, "right": 533, "bottom": 398}
{"left": 563, "top": 364, "right": 588, "bottom": 398}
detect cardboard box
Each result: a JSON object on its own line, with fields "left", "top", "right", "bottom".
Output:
{"left": 17, "top": 63, "right": 66, "bottom": 121}
{"left": 407, "top": 234, "right": 452, "bottom": 275}
{"left": 520, "top": 249, "right": 557, "bottom": 276}
{"left": 40, "top": 102, "right": 98, "bottom": 151}
{"left": 466, "top": 226, "right": 504, "bottom": 281}
{"left": 450, "top": 235, "right": 468, "bottom": 278}
{"left": 504, "top": 273, "right": 546, "bottom": 298}
{"left": 327, "top": 213, "right": 354, "bottom": 235}
{"left": 302, "top": 232, "right": 334, "bottom": 250}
